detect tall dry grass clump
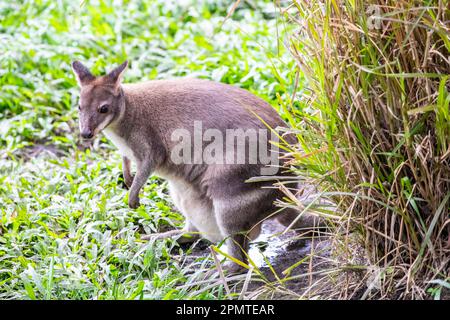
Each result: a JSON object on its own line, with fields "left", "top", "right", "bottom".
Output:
{"left": 282, "top": 1, "right": 450, "bottom": 298}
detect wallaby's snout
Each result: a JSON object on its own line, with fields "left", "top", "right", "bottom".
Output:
{"left": 80, "top": 129, "right": 94, "bottom": 140}
{"left": 72, "top": 60, "right": 128, "bottom": 141}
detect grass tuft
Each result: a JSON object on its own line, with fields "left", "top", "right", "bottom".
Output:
{"left": 282, "top": 0, "right": 450, "bottom": 299}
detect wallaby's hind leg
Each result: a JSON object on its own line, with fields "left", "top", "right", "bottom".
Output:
{"left": 212, "top": 191, "right": 270, "bottom": 273}
{"left": 224, "top": 223, "right": 262, "bottom": 272}
{"left": 222, "top": 233, "right": 250, "bottom": 273}
{"left": 215, "top": 223, "right": 262, "bottom": 274}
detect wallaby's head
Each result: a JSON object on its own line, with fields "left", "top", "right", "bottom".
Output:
{"left": 72, "top": 61, "right": 128, "bottom": 140}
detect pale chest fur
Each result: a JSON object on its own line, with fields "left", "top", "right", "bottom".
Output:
{"left": 103, "top": 128, "right": 136, "bottom": 162}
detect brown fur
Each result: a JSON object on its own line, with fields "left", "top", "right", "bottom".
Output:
{"left": 72, "top": 61, "right": 317, "bottom": 272}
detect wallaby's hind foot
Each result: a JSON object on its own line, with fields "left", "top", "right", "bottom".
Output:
{"left": 141, "top": 220, "right": 201, "bottom": 244}
{"left": 141, "top": 229, "right": 184, "bottom": 241}
{"left": 141, "top": 229, "right": 201, "bottom": 243}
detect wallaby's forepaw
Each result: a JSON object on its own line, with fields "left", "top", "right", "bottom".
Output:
{"left": 128, "top": 197, "right": 140, "bottom": 209}
{"left": 118, "top": 174, "right": 134, "bottom": 190}
{"left": 124, "top": 175, "right": 134, "bottom": 190}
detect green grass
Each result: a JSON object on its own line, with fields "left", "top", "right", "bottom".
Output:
{"left": 0, "top": 0, "right": 299, "bottom": 299}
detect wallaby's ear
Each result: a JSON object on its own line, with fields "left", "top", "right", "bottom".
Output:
{"left": 72, "top": 61, "right": 95, "bottom": 86}
{"left": 105, "top": 61, "right": 128, "bottom": 88}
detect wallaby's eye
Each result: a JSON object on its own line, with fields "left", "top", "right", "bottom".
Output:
{"left": 78, "top": 104, "right": 81, "bottom": 110}
{"left": 99, "top": 105, "right": 109, "bottom": 113}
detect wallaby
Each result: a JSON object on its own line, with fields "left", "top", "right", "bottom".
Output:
{"left": 72, "top": 60, "right": 318, "bottom": 272}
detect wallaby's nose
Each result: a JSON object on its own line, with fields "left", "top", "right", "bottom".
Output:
{"left": 81, "top": 130, "right": 94, "bottom": 140}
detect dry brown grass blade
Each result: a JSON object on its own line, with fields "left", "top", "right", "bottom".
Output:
{"left": 209, "top": 246, "right": 232, "bottom": 298}
{"left": 218, "top": 0, "right": 242, "bottom": 30}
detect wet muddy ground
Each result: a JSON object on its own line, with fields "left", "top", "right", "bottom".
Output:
{"left": 183, "top": 219, "right": 335, "bottom": 299}
{"left": 247, "top": 220, "right": 334, "bottom": 299}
